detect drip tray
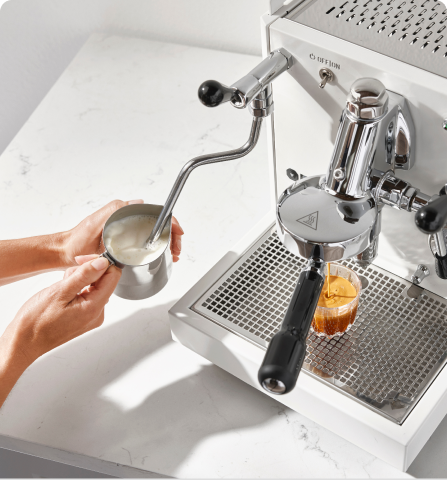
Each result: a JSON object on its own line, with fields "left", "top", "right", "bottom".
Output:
{"left": 193, "top": 227, "right": 447, "bottom": 424}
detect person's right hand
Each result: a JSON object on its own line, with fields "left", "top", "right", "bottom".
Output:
{"left": 2, "top": 256, "right": 121, "bottom": 365}
{"left": 64, "top": 200, "right": 185, "bottom": 265}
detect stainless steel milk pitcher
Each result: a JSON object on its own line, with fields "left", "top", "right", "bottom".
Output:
{"left": 102, "top": 203, "right": 172, "bottom": 300}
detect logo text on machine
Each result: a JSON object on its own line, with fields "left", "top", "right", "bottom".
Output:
{"left": 309, "top": 53, "right": 340, "bottom": 69}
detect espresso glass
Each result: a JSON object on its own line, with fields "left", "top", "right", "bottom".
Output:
{"left": 311, "top": 263, "right": 362, "bottom": 338}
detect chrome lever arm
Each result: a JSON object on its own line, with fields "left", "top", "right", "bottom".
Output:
{"left": 372, "top": 169, "right": 431, "bottom": 213}
{"left": 198, "top": 48, "right": 293, "bottom": 109}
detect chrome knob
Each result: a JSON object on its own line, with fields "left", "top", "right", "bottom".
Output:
{"left": 347, "top": 78, "right": 389, "bottom": 120}
{"left": 411, "top": 264, "right": 430, "bottom": 285}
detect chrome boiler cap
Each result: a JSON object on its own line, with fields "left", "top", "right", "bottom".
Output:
{"left": 276, "top": 176, "right": 378, "bottom": 262}
{"left": 347, "top": 78, "right": 389, "bottom": 120}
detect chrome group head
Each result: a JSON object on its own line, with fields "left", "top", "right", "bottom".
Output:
{"left": 276, "top": 76, "right": 440, "bottom": 269}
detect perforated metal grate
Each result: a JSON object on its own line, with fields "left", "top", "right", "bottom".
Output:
{"left": 193, "top": 228, "right": 447, "bottom": 424}
{"left": 327, "top": 0, "right": 447, "bottom": 52}
{"left": 287, "top": 0, "right": 447, "bottom": 77}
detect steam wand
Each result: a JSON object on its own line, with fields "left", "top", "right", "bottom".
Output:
{"left": 144, "top": 48, "right": 293, "bottom": 248}
{"left": 144, "top": 117, "right": 263, "bottom": 248}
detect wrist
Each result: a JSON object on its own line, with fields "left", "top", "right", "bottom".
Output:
{"left": 0, "top": 332, "right": 33, "bottom": 408}
{"left": 50, "top": 231, "right": 71, "bottom": 269}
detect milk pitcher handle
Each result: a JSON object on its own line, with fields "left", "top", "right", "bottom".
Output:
{"left": 99, "top": 252, "right": 117, "bottom": 268}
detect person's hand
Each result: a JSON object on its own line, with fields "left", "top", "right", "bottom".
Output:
{"left": 60, "top": 200, "right": 143, "bottom": 267}
{"left": 61, "top": 200, "right": 184, "bottom": 266}
{"left": 0, "top": 256, "right": 121, "bottom": 407}
{"left": 171, "top": 217, "right": 184, "bottom": 263}
{"left": 3, "top": 256, "right": 121, "bottom": 364}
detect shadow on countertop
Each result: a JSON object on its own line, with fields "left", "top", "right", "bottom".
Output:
{"left": 408, "top": 413, "right": 447, "bottom": 478}
{"left": 0, "top": 300, "right": 281, "bottom": 477}
{"left": 3, "top": 297, "right": 444, "bottom": 478}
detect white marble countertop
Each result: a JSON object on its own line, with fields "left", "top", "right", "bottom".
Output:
{"left": 0, "top": 33, "right": 442, "bottom": 478}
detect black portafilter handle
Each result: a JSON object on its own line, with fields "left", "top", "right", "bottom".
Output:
{"left": 415, "top": 186, "right": 447, "bottom": 234}
{"left": 198, "top": 80, "right": 237, "bottom": 108}
{"left": 258, "top": 268, "right": 325, "bottom": 395}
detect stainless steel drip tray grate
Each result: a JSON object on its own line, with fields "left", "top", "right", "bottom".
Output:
{"left": 192, "top": 227, "right": 447, "bottom": 424}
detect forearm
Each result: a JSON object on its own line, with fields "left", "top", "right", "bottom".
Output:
{"left": 0, "top": 331, "right": 32, "bottom": 409}
{"left": 0, "top": 233, "right": 68, "bottom": 286}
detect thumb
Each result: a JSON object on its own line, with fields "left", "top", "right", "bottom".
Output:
{"left": 60, "top": 257, "right": 110, "bottom": 301}
{"left": 81, "top": 265, "right": 122, "bottom": 307}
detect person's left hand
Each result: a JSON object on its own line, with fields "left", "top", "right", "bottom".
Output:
{"left": 0, "top": 256, "right": 122, "bottom": 409}
{"left": 61, "top": 200, "right": 184, "bottom": 267}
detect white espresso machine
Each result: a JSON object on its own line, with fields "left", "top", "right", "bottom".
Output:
{"left": 167, "top": 0, "right": 447, "bottom": 470}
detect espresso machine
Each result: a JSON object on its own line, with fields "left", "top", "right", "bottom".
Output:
{"left": 166, "top": 0, "right": 447, "bottom": 471}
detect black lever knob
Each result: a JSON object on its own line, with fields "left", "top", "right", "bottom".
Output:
{"left": 198, "top": 80, "right": 236, "bottom": 107}
{"left": 415, "top": 194, "right": 447, "bottom": 234}
{"left": 258, "top": 269, "right": 324, "bottom": 395}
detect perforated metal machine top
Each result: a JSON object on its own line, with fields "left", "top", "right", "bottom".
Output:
{"left": 287, "top": 0, "right": 447, "bottom": 78}
{"left": 193, "top": 228, "right": 447, "bottom": 424}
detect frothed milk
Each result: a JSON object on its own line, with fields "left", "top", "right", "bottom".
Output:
{"left": 104, "top": 215, "right": 169, "bottom": 265}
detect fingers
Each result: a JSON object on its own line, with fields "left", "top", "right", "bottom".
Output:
{"left": 89, "top": 199, "right": 145, "bottom": 231}
{"left": 81, "top": 266, "right": 122, "bottom": 307}
{"left": 90, "top": 200, "right": 127, "bottom": 227}
{"left": 172, "top": 216, "right": 184, "bottom": 236}
{"left": 60, "top": 257, "right": 110, "bottom": 302}
{"left": 171, "top": 235, "right": 181, "bottom": 260}
{"left": 63, "top": 266, "right": 78, "bottom": 279}
{"left": 75, "top": 254, "right": 99, "bottom": 265}
{"left": 170, "top": 216, "right": 184, "bottom": 262}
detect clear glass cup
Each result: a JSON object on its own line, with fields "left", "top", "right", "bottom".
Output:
{"left": 311, "top": 263, "right": 362, "bottom": 339}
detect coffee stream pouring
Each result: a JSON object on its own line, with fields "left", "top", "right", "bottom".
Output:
{"left": 145, "top": 50, "right": 447, "bottom": 395}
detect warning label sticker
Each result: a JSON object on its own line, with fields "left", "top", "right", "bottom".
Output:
{"left": 296, "top": 211, "right": 319, "bottom": 230}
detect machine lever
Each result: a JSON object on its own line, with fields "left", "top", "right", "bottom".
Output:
{"left": 415, "top": 194, "right": 447, "bottom": 234}
{"left": 199, "top": 48, "right": 292, "bottom": 110}
{"left": 258, "top": 266, "right": 324, "bottom": 395}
